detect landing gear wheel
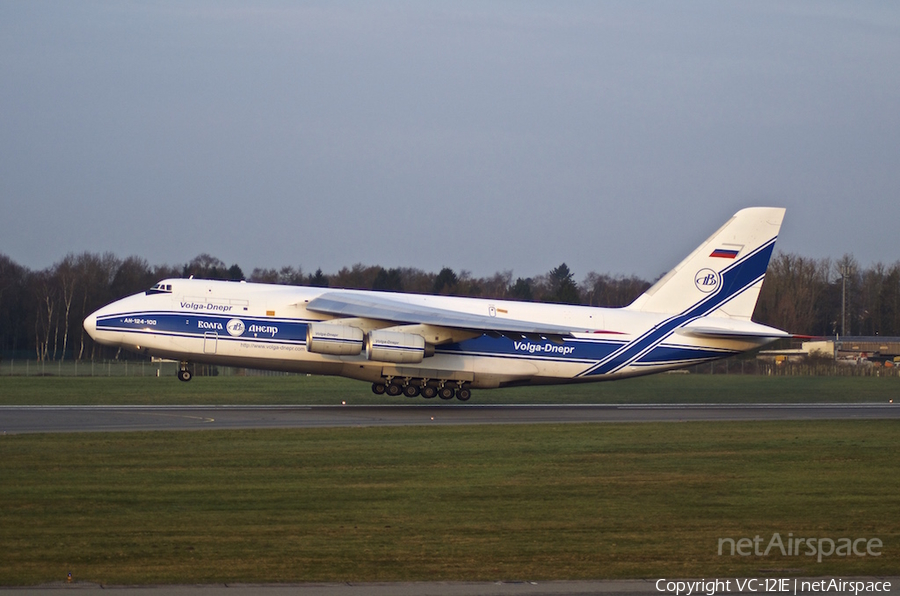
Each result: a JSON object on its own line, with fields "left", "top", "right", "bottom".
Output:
{"left": 421, "top": 386, "right": 437, "bottom": 399}
{"left": 177, "top": 368, "right": 193, "bottom": 382}
{"left": 371, "top": 383, "right": 386, "bottom": 395}
{"left": 386, "top": 384, "right": 403, "bottom": 397}
{"left": 403, "top": 384, "right": 421, "bottom": 398}
{"left": 438, "top": 386, "right": 455, "bottom": 400}
{"left": 456, "top": 388, "right": 471, "bottom": 401}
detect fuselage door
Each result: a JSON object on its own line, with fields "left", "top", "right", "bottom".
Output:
{"left": 203, "top": 332, "right": 218, "bottom": 354}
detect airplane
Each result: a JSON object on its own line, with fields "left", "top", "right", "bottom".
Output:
{"left": 84, "top": 207, "right": 790, "bottom": 401}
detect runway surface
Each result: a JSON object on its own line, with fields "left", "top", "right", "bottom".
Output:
{"left": 1, "top": 403, "right": 898, "bottom": 434}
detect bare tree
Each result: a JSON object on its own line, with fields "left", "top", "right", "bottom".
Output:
{"left": 28, "top": 269, "right": 56, "bottom": 361}
{"left": 331, "top": 264, "right": 380, "bottom": 289}
{"left": 581, "top": 272, "right": 650, "bottom": 307}
{"left": 756, "top": 253, "right": 832, "bottom": 335}
{"left": 54, "top": 256, "right": 78, "bottom": 361}
{"left": 478, "top": 270, "right": 513, "bottom": 299}
{"left": 0, "top": 254, "right": 27, "bottom": 354}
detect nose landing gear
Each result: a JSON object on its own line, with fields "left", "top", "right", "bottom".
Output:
{"left": 177, "top": 362, "right": 193, "bottom": 382}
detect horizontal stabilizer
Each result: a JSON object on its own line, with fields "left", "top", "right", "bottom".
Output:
{"left": 677, "top": 321, "right": 791, "bottom": 340}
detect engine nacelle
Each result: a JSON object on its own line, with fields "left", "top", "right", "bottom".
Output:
{"left": 306, "top": 323, "right": 364, "bottom": 356}
{"left": 365, "top": 330, "right": 428, "bottom": 364}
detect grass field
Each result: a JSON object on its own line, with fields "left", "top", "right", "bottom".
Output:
{"left": 1, "top": 421, "right": 897, "bottom": 585}
{"left": 1, "top": 375, "right": 897, "bottom": 585}
{"left": 1, "top": 373, "right": 898, "bottom": 405}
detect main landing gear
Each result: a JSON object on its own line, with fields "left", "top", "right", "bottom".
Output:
{"left": 177, "top": 362, "right": 194, "bottom": 382}
{"left": 371, "top": 380, "right": 472, "bottom": 401}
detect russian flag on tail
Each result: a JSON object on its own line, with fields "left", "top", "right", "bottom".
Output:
{"left": 710, "top": 245, "right": 741, "bottom": 259}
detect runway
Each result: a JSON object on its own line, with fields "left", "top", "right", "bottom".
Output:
{"left": 1, "top": 403, "right": 898, "bottom": 434}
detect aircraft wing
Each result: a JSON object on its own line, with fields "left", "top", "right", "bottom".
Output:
{"left": 305, "top": 292, "right": 580, "bottom": 337}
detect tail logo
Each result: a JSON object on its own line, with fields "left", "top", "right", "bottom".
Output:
{"left": 694, "top": 269, "right": 720, "bottom": 293}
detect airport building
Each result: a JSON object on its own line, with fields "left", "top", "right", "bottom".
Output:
{"left": 758, "top": 336, "right": 900, "bottom": 367}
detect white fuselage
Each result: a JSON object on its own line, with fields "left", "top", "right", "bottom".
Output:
{"left": 84, "top": 278, "right": 774, "bottom": 389}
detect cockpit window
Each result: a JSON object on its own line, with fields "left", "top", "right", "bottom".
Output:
{"left": 146, "top": 282, "right": 174, "bottom": 296}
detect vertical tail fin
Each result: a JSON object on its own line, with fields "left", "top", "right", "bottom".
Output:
{"left": 626, "top": 207, "right": 785, "bottom": 319}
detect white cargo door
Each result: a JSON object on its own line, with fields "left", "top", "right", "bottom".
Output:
{"left": 203, "top": 332, "right": 218, "bottom": 354}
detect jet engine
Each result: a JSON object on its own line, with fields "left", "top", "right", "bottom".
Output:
{"left": 305, "top": 323, "right": 364, "bottom": 355}
{"left": 365, "top": 329, "right": 429, "bottom": 364}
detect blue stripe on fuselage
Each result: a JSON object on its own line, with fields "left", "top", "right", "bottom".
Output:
{"left": 438, "top": 334, "right": 625, "bottom": 363}
{"left": 95, "top": 311, "right": 312, "bottom": 344}
{"left": 635, "top": 344, "right": 737, "bottom": 364}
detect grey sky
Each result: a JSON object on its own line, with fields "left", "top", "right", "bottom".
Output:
{"left": 2, "top": 1, "right": 898, "bottom": 282}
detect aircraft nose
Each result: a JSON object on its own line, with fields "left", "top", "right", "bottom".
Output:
{"left": 83, "top": 310, "right": 98, "bottom": 338}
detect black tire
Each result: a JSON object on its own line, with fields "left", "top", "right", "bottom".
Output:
{"left": 421, "top": 386, "right": 437, "bottom": 399}
{"left": 456, "top": 387, "right": 471, "bottom": 401}
{"left": 178, "top": 369, "right": 192, "bottom": 382}
{"left": 438, "top": 387, "right": 455, "bottom": 400}
{"left": 403, "top": 384, "right": 420, "bottom": 398}
{"left": 386, "top": 383, "right": 403, "bottom": 397}
{"left": 371, "top": 383, "right": 386, "bottom": 395}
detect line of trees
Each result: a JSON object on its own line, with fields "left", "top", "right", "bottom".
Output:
{"left": 1, "top": 251, "right": 898, "bottom": 361}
